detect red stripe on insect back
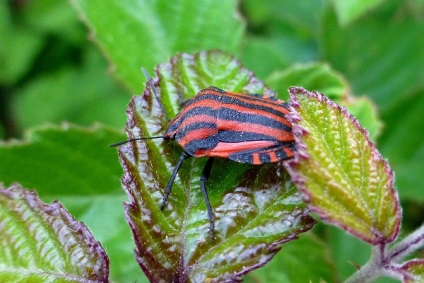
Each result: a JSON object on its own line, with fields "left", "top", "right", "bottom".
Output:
{"left": 183, "top": 88, "right": 222, "bottom": 108}
{"left": 268, "top": 151, "right": 278, "bottom": 162}
{"left": 178, "top": 127, "right": 218, "bottom": 148}
{"left": 174, "top": 114, "right": 217, "bottom": 132}
{"left": 222, "top": 93, "right": 291, "bottom": 127}
{"left": 194, "top": 140, "right": 280, "bottom": 158}
{"left": 171, "top": 101, "right": 218, "bottom": 124}
{"left": 222, "top": 103, "right": 292, "bottom": 129}
{"left": 227, "top": 143, "right": 295, "bottom": 164}
{"left": 200, "top": 141, "right": 295, "bottom": 164}
{"left": 252, "top": 153, "right": 261, "bottom": 165}
{"left": 217, "top": 120, "right": 292, "bottom": 142}
{"left": 166, "top": 106, "right": 218, "bottom": 136}
{"left": 225, "top": 91, "right": 290, "bottom": 113}
{"left": 284, "top": 146, "right": 294, "bottom": 157}
{"left": 166, "top": 87, "right": 295, "bottom": 159}
{"left": 171, "top": 88, "right": 222, "bottom": 118}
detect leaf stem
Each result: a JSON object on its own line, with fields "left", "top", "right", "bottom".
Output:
{"left": 388, "top": 223, "right": 424, "bottom": 262}
{"left": 345, "top": 223, "right": 424, "bottom": 283}
{"left": 345, "top": 245, "right": 386, "bottom": 283}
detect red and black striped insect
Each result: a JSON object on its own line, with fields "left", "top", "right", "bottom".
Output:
{"left": 111, "top": 69, "right": 295, "bottom": 240}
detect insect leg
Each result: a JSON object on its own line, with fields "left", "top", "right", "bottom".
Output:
{"left": 161, "top": 151, "right": 190, "bottom": 210}
{"left": 200, "top": 157, "right": 215, "bottom": 241}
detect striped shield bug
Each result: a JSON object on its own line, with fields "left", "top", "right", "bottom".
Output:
{"left": 111, "top": 69, "right": 296, "bottom": 241}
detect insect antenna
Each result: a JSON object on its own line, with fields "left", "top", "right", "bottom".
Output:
{"left": 109, "top": 136, "right": 167, "bottom": 147}
{"left": 142, "top": 68, "right": 171, "bottom": 122}
{"left": 110, "top": 69, "right": 172, "bottom": 148}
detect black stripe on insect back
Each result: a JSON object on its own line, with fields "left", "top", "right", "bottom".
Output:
{"left": 166, "top": 106, "right": 218, "bottom": 134}
{"left": 175, "top": 121, "right": 218, "bottom": 140}
{"left": 183, "top": 93, "right": 223, "bottom": 108}
{"left": 219, "top": 107, "right": 292, "bottom": 132}
{"left": 228, "top": 92, "right": 282, "bottom": 105}
{"left": 260, "top": 152, "right": 271, "bottom": 163}
{"left": 184, "top": 88, "right": 288, "bottom": 114}
{"left": 183, "top": 136, "right": 219, "bottom": 155}
{"left": 221, "top": 96, "right": 289, "bottom": 119}
{"left": 249, "top": 93, "right": 277, "bottom": 100}
{"left": 217, "top": 130, "right": 280, "bottom": 143}
{"left": 228, "top": 141, "right": 295, "bottom": 163}
{"left": 173, "top": 88, "right": 288, "bottom": 125}
{"left": 226, "top": 146, "right": 266, "bottom": 164}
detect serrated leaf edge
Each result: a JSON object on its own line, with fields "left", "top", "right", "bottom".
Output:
{"left": 0, "top": 183, "right": 110, "bottom": 282}
{"left": 285, "top": 87, "right": 402, "bottom": 244}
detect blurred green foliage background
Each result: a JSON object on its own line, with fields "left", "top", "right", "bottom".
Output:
{"left": 1, "top": 0, "right": 423, "bottom": 282}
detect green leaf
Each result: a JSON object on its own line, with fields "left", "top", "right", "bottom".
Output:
{"left": 0, "top": 124, "right": 123, "bottom": 196}
{"left": 245, "top": 232, "right": 337, "bottom": 282}
{"left": 322, "top": 1, "right": 424, "bottom": 206}
{"left": 329, "top": 0, "right": 386, "bottom": 26}
{"left": 19, "top": 0, "right": 85, "bottom": 43}
{"left": 321, "top": 4, "right": 424, "bottom": 114}
{"left": 242, "top": 0, "right": 324, "bottom": 37}
{"left": 13, "top": 48, "right": 130, "bottom": 129}
{"left": 0, "top": 2, "right": 44, "bottom": 85}
{"left": 0, "top": 124, "right": 143, "bottom": 282}
{"left": 0, "top": 183, "right": 109, "bottom": 282}
{"left": 326, "top": 225, "right": 371, "bottom": 280}
{"left": 241, "top": 36, "right": 296, "bottom": 79}
{"left": 344, "top": 96, "right": 382, "bottom": 142}
{"left": 267, "top": 63, "right": 347, "bottom": 101}
{"left": 266, "top": 63, "right": 383, "bottom": 140}
{"left": 68, "top": 194, "right": 147, "bottom": 283}
{"left": 286, "top": 87, "right": 401, "bottom": 244}
{"left": 240, "top": 0, "right": 323, "bottom": 78}
{"left": 118, "top": 51, "right": 315, "bottom": 281}
{"left": 321, "top": 1, "right": 424, "bottom": 204}
{"left": 71, "top": 0, "right": 244, "bottom": 93}
{"left": 378, "top": 88, "right": 424, "bottom": 201}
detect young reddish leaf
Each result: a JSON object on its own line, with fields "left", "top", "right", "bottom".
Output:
{"left": 0, "top": 183, "right": 109, "bottom": 282}
{"left": 117, "top": 51, "right": 315, "bottom": 282}
{"left": 286, "top": 87, "right": 401, "bottom": 244}
{"left": 401, "top": 260, "right": 424, "bottom": 283}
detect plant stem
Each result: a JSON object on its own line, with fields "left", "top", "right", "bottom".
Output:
{"left": 345, "top": 245, "right": 384, "bottom": 283}
{"left": 345, "top": 223, "right": 424, "bottom": 283}
{"left": 388, "top": 223, "right": 424, "bottom": 262}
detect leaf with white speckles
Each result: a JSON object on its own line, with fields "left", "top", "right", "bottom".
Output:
{"left": 0, "top": 183, "right": 109, "bottom": 282}
{"left": 117, "top": 51, "right": 315, "bottom": 282}
{"left": 286, "top": 87, "right": 401, "bottom": 244}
